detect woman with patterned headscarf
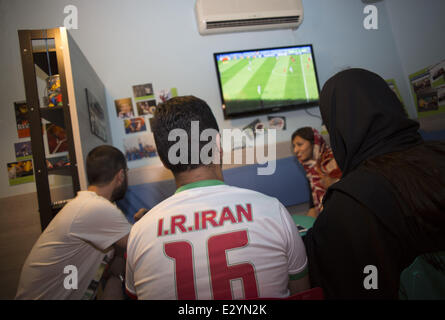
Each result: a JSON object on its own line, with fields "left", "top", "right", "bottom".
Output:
{"left": 291, "top": 127, "right": 342, "bottom": 217}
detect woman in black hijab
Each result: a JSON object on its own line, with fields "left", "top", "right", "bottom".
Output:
{"left": 303, "top": 68, "right": 445, "bottom": 299}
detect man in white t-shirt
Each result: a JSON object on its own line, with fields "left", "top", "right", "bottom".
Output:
{"left": 16, "top": 145, "right": 145, "bottom": 300}
{"left": 125, "top": 96, "right": 310, "bottom": 300}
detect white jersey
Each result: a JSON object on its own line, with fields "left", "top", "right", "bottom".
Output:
{"left": 16, "top": 191, "right": 131, "bottom": 300}
{"left": 126, "top": 180, "right": 307, "bottom": 300}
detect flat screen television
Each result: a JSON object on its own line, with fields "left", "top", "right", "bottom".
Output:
{"left": 214, "top": 44, "right": 320, "bottom": 119}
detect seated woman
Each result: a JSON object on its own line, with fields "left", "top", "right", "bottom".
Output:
{"left": 304, "top": 68, "right": 445, "bottom": 299}
{"left": 291, "top": 127, "right": 342, "bottom": 218}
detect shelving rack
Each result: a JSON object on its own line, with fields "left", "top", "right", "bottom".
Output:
{"left": 18, "top": 27, "right": 111, "bottom": 231}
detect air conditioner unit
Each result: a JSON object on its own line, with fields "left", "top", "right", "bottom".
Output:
{"left": 195, "top": 0, "right": 304, "bottom": 35}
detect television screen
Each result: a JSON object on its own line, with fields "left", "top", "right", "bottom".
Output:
{"left": 214, "top": 45, "right": 320, "bottom": 119}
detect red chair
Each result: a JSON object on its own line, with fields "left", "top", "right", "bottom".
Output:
{"left": 248, "top": 287, "right": 324, "bottom": 300}
{"left": 284, "top": 287, "right": 324, "bottom": 300}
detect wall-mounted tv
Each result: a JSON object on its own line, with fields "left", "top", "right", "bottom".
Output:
{"left": 214, "top": 44, "right": 320, "bottom": 119}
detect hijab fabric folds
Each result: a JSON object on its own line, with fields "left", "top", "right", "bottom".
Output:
{"left": 301, "top": 128, "right": 342, "bottom": 213}
{"left": 303, "top": 68, "right": 445, "bottom": 298}
{"left": 319, "top": 68, "right": 423, "bottom": 176}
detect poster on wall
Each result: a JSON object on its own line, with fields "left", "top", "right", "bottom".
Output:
{"left": 123, "top": 133, "right": 157, "bottom": 162}
{"left": 124, "top": 117, "right": 147, "bottom": 134}
{"left": 85, "top": 88, "right": 107, "bottom": 142}
{"left": 14, "top": 141, "right": 32, "bottom": 161}
{"left": 14, "top": 101, "right": 30, "bottom": 138}
{"left": 133, "top": 83, "right": 154, "bottom": 101}
{"left": 409, "top": 59, "right": 445, "bottom": 118}
{"left": 136, "top": 100, "right": 157, "bottom": 116}
{"left": 115, "top": 98, "right": 135, "bottom": 119}
{"left": 7, "top": 159, "right": 34, "bottom": 186}
{"left": 45, "top": 123, "right": 68, "bottom": 154}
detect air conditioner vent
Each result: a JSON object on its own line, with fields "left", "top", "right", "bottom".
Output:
{"left": 206, "top": 16, "right": 300, "bottom": 29}
{"left": 195, "top": 0, "right": 304, "bottom": 35}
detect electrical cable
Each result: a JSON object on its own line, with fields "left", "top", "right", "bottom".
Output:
{"left": 304, "top": 107, "right": 322, "bottom": 119}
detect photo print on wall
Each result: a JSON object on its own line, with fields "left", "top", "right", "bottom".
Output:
{"left": 242, "top": 118, "right": 266, "bottom": 140}
{"left": 410, "top": 59, "right": 445, "bottom": 117}
{"left": 14, "top": 101, "right": 30, "bottom": 138}
{"left": 115, "top": 97, "right": 135, "bottom": 119}
{"left": 136, "top": 100, "right": 157, "bottom": 116}
{"left": 133, "top": 83, "right": 154, "bottom": 101}
{"left": 7, "top": 159, "right": 34, "bottom": 186}
{"left": 268, "top": 116, "right": 286, "bottom": 131}
{"left": 123, "top": 133, "right": 157, "bottom": 162}
{"left": 155, "top": 88, "right": 178, "bottom": 105}
{"left": 14, "top": 141, "right": 32, "bottom": 161}
{"left": 124, "top": 117, "right": 147, "bottom": 134}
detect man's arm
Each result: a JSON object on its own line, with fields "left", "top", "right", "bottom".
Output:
{"left": 133, "top": 208, "right": 148, "bottom": 222}
{"left": 113, "top": 234, "right": 129, "bottom": 257}
{"left": 278, "top": 202, "right": 311, "bottom": 295}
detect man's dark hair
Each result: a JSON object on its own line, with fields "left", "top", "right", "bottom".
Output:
{"left": 86, "top": 145, "right": 127, "bottom": 186}
{"left": 291, "top": 127, "right": 314, "bottom": 145}
{"left": 151, "top": 96, "right": 220, "bottom": 174}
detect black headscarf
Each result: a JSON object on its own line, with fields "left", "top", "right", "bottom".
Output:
{"left": 319, "top": 68, "right": 423, "bottom": 176}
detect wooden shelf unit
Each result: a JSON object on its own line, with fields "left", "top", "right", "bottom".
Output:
{"left": 18, "top": 27, "right": 112, "bottom": 231}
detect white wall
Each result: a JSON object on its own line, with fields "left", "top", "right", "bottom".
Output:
{"left": 385, "top": 0, "right": 445, "bottom": 119}
{"left": 385, "top": 0, "right": 445, "bottom": 75}
{"left": 0, "top": 0, "right": 423, "bottom": 198}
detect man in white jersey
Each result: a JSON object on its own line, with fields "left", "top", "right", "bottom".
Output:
{"left": 16, "top": 146, "right": 145, "bottom": 300}
{"left": 125, "top": 96, "right": 310, "bottom": 300}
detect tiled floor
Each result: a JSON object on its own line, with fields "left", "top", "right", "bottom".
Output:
{"left": 0, "top": 192, "right": 309, "bottom": 300}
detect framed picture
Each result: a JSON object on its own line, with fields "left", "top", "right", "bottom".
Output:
{"left": 85, "top": 88, "right": 108, "bottom": 142}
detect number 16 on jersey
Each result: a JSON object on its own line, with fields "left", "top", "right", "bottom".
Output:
{"left": 164, "top": 230, "right": 259, "bottom": 299}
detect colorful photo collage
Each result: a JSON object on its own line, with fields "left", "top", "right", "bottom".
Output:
{"left": 9, "top": 101, "right": 34, "bottom": 186}
{"left": 410, "top": 59, "right": 445, "bottom": 118}
{"left": 9, "top": 100, "right": 71, "bottom": 186}
{"left": 114, "top": 83, "right": 178, "bottom": 162}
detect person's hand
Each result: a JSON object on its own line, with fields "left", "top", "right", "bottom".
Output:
{"left": 133, "top": 208, "right": 148, "bottom": 222}
{"left": 307, "top": 207, "right": 319, "bottom": 218}
{"left": 320, "top": 174, "right": 338, "bottom": 189}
